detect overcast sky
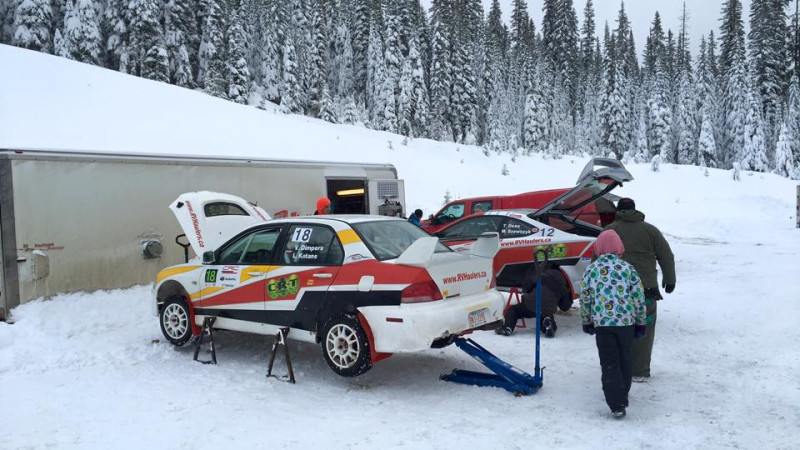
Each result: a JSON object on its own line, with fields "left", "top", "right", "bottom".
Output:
{"left": 421, "top": 0, "right": 755, "bottom": 56}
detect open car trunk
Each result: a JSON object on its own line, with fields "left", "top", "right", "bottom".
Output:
{"left": 530, "top": 158, "right": 633, "bottom": 234}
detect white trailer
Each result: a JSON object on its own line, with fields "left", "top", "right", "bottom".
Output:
{"left": 0, "top": 149, "right": 405, "bottom": 318}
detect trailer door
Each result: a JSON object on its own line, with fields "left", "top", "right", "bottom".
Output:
{"left": 0, "top": 205, "right": 4, "bottom": 317}
{"left": 367, "top": 179, "right": 405, "bottom": 217}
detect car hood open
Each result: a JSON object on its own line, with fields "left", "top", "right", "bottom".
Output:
{"left": 170, "top": 191, "right": 271, "bottom": 256}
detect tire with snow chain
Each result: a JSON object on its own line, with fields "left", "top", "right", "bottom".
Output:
{"left": 160, "top": 296, "right": 195, "bottom": 347}
{"left": 321, "top": 315, "right": 372, "bottom": 377}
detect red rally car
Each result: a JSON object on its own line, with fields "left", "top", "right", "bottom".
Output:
{"left": 154, "top": 192, "right": 505, "bottom": 377}
{"left": 435, "top": 160, "right": 634, "bottom": 298}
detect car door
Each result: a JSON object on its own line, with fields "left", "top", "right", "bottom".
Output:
{"left": 192, "top": 227, "right": 283, "bottom": 328}
{"left": 263, "top": 223, "right": 345, "bottom": 332}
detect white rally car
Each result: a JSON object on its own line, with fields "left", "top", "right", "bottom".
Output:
{"left": 154, "top": 192, "right": 505, "bottom": 377}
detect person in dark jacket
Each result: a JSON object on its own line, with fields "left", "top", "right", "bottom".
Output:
{"left": 580, "top": 230, "right": 647, "bottom": 418}
{"left": 604, "top": 198, "right": 676, "bottom": 382}
{"left": 408, "top": 209, "right": 423, "bottom": 226}
{"left": 495, "top": 268, "right": 572, "bottom": 338}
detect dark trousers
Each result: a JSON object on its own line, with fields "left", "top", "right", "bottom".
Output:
{"left": 502, "top": 303, "right": 556, "bottom": 331}
{"left": 595, "top": 326, "right": 635, "bottom": 412}
{"left": 632, "top": 289, "right": 661, "bottom": 377}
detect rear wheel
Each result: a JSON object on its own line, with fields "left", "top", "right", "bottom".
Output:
{"left": 160, "top": 296, "right": 195, "bottom": 347}
{"left": 321, "top": 315, "right": 372, "bottom": 377}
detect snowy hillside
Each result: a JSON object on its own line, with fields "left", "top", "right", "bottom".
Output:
{"left": 1, "top": 45, "right": 800, "bottom": 449}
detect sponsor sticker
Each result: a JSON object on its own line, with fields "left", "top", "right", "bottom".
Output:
{"left": 443, "top": 271, "right": 488, "bottom": 285}
{"left": 267, "top": 275, "right": 301, "bottom": 299}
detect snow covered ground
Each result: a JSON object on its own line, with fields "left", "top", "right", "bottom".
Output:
{"left": 1, "top": 45, "right": 800, "bottom": 449}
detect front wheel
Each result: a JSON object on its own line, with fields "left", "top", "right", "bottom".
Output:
{"left": 160, "top": 296, "right": 195, "bottom": 347}
{"left": 321, "top": 315, "right": 372, "bottom": 377}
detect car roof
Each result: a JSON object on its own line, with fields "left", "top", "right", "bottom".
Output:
{"left": 243, "top": 214, "right": 404, "bottom": 228}
{"left": 485, "top": 209, "right": 537, "bottom": 216}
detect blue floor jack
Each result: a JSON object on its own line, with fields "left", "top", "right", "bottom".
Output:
{"left": 441, "top": 251, "right": 549, "bottom": 396}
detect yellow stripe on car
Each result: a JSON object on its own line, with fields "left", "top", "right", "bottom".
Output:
{"left": 240, "top": 265, "right": 272, "bottom": 282}
{"left": 337, "top": 229, "right": 361, "bottom": 245}
{"left": 189, "top": 286, "right": 225, "bottom": 300}
{"left": 156, "top": 266, "right": 201, "bottom": 284}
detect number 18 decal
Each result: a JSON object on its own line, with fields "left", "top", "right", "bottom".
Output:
{"left": 292, "top": 227, "right": 313, "bottom": 242}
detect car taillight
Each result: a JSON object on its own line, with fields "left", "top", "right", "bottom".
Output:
{"left": 401, "top": 281, "right": 443, "bottom": 303}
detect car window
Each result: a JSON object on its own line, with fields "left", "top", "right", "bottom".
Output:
{"left": 501, "top": 218, "right": 538, "bottom": 239}
{"left": 218, "top": 234, "right": 253, "bottom": 265}
{"left": 204, "top": 202, "right": 249, "bottom": 217}
{"left": 436, "top": 203, "right": 465, "bottom": 223}
{"left": 353, "top": 220, "right": 451, "bottom": 261}
{"left": 439, "top": 216, "right": 504, "bottom": 239}
{"left": 240, "top": 229, "right": 282, "bottom": 264}
{"left": 281, "top": 225, "right": 344, "bottom": 266}
{"left": 471, "top": 201, "right": 493, "bottom": 214}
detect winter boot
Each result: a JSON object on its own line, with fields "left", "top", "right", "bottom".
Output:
{"left": 495, "top": 327, "right": 513, "bottom": 336}
{"left": 611, "top": 408, "right": 626, "bottom": 419}
{"left": 542, "top": 317, "right": 556, "bottom": 338}
{"left": 632, "top": 376, "right": 650, "bottom": 383}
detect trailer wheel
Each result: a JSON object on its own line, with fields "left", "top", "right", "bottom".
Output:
{"left": 160, "top": 296, "right": 195, "bottom": 347}
{"left": 321, "top": 315, "right": 372, "bottom": 377}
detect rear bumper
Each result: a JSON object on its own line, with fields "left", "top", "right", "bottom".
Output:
{"left": 358, "top": 289, "right": 505, "bottom": 353}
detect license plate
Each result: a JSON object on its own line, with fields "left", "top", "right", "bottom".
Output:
{"left": 468, "top": 308, "right": 488, "bottom": 328}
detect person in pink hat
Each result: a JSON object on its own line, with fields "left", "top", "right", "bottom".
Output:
{"left": 580, "top": 230, "right": 646, "bottom": 419}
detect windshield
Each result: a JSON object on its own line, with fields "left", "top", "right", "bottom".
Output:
{"left": 352, "top": 220, "right": 452, "bottom": 261}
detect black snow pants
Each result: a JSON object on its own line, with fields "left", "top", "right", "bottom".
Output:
{"left": 594, "top": 325, "right": 635, "bottom": 412}
{"left": 502, "top": 294, "right": 558, "bottom": 331}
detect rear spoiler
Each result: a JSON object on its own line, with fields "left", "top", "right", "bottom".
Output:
{"left": 395, "top": 237, "right": 439, "bottom": 268}
{"left": 470, "top": 232, "right": 500, "bottom": 259}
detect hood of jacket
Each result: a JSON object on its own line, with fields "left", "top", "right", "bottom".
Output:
{"left": 616, "top": 210, "right": 646, "bottom": 222}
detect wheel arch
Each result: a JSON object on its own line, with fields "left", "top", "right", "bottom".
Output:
{"left": 156, "top": 281, "right": 202, "bottom": 336}
{"left": 156, "top": 280, "right": 190, "bottom": 309}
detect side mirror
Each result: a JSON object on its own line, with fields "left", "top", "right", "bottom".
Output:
{"left": 202, "top": 251, "right": 216, "bottom": 265}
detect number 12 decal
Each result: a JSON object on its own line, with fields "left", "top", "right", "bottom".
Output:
{"left": 540, "top": 228, "right": 554, "bottom": 237}
{"left": 292, "top": 227, "right": 313, "bottom": 242}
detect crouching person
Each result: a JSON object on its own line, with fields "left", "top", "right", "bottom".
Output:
{"left": 580, "top": 230, "right": 646, "bottom": 418}
{"left": 496, "top": 268, "right": 572, "bottom": 338}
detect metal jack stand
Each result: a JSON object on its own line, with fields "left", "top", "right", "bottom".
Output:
{"left": 441, "top": 250, "right": 550, "bottom": 396}
{"left": 193, "top": 317, "right": 218, "bottom": 365}
{"left": 266, "top": 327, "right": 296, "bottom": 384}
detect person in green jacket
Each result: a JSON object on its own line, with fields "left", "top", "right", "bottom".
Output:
{"left": 604, "top": 198, "right": 676, "bottom": 382}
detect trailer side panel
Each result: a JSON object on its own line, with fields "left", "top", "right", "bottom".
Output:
{"left": 9, "top": 156, "right": 397, "bottom": 303}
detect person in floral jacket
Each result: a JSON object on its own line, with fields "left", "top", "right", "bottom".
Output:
{"left": 580, "top": 230, "right": 647, "bottom": 418}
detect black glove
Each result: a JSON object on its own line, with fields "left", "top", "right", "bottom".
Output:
{"left": 582, "top": 323, "right": 595, "bottom": 335}
{"left": 634, "top": 324, "right": 647, "bottom": 339}
{"left": 662, "top": 281, "right": 675, "bottom": 294}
